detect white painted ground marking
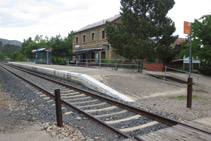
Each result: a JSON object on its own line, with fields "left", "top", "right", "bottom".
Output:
{"left": 77, "top": 102, "right": 107, "bottom": 108}
{"left": 94, "top": 110, "right": 128, "bottom": 118}
{"left": 120, "top": 121, "right": 159, "bottom": 132}
{"left": 105, "top": 115, "right": 141, "bottom": 124}
{"left": 70, "top": 99, "right": 99, "bottom": 105}
{"left": 61, "top": 94, "right": 85, "bottom": 99}
{"left": 84, "top": 106, "right": 117, "bottom": 113}
{"left": 64, "top": 111, "right": 73, "bottom": 115}
{"left": 142, "top": 88, "right": 186, "bottom": 99}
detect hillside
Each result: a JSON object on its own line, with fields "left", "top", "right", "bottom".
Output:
{"left": 0, "top": 38, "right": 22, "bottom": 46}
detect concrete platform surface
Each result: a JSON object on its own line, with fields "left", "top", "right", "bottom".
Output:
{"left": 10, "top": 62, "right": 196, "bottom": 101}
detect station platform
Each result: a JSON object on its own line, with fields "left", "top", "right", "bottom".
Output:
{"left": 8, "top": 62, "right": 196, "bottom": 102}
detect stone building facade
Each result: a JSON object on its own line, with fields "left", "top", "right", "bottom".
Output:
{"left": 72, "top": 15, "right": 121, "bottom": 62}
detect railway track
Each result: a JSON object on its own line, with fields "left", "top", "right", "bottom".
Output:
{"left": 1, "top": 64, "right": 211, "bottom": 140}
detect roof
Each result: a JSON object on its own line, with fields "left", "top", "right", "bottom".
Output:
{"left": 174, "top": 38, "right": 186, "bottom": 45}
{"left": 74, "top": 14, "right": 121, "bottom": 33}
{"left": 32, "top": 48, "right": 52, "bottom": 53}
{"left": 73, "top": 45, "right": 109, "bottom": 55}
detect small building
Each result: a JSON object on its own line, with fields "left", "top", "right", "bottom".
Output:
{"left": 72, "top": 15, "right": 121, "bottom": 63}
{"left": 32, "top": 48, "right": 52, "bottom": 64}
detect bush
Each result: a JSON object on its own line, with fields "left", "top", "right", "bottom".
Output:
{"left": 52, "top": 57, "right": 67, "bottom": 65}
{"left": 199, "top": 64, "right": 211, "bottom": 76}
{"left": 0, "top": 52, "right": 6, "bottom": 60}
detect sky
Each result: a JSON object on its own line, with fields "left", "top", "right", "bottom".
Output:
{"left": 0, "top": 0, "right": 210, "bottom": 42}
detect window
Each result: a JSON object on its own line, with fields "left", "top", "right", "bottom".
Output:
{"left": 83, "top": 35, "right": 86, "bottom": 42}
{"left": 92, "top": 33, "right": 95, "bottom": 41}
{"left": 76, "top": 37, "right": 79, "bottom": 44}
{"left": 102, "top": 30, "right": 105, "bottom": 39}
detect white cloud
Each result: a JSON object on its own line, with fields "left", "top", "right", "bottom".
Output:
{"left": 168, "top": 0, "right": 211, "bottom": 38}
{"left": 0, "top": 0, "right": 210, "bottom": 42}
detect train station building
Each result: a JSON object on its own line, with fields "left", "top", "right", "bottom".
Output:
{"left": 72, "top": 15, "right": 121, "bottom": 63}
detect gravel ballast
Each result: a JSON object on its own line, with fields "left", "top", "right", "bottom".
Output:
{"left": 0, "top": 66, "right": 123, "bottom": 140}
{"left": 2, "top": 63, "right": 211, "bottom": 139}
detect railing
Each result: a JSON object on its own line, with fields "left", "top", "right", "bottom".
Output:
{"left": 143, "top": 63, "right": 201, "bottom": 89}
{"left": 68, "top": 59, "right": 142, "bottom": 72}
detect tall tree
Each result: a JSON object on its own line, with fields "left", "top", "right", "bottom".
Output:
{"left": 191, "top": 14, "right": 211, "bottom": 75}
{"left": 192, "top": 14, "right": 211, "bottom": 64}
{"left": 105, "top": 0, "right": 177, "bottom": 63}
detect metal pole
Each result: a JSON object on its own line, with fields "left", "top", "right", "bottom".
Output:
{"left": 189, "top": 23, "right": 192, "bottom": 77}
{"left": 35, "top": 51, "right": 38, "bottom": 64}
{"left": 46, "top": 51, "right": 49, "bottom": 65}
{"left": 187, "top": 77, "right": 193, "bottom": 108}
{"left": 54, "top": 89, "right": 63, "bottom": 127}
{"left": 187, "top": 23, "right": 193, "bottom": 108}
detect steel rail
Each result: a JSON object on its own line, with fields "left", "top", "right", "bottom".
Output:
{"left": 11, "top": 65, "right": 178, "bottom": 125}
{"left": 0, "top": 65, "right": 133, "bottom": 140}
{"left": 6, "top": 65, "right": 211, "bottom": 136}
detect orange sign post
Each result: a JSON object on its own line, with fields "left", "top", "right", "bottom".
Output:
{"left": 184, "top": 21, "right": 191, "bottom": 35}
{"left": 184, "top": 21, "right": 192, "bottom": 109}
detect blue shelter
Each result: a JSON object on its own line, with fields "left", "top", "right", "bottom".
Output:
{"left": 32, "top": 48, "right": 52, "bottom": 64}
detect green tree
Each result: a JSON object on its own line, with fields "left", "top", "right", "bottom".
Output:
{"left": 105, "top": 0, "right": 177, "bottom": 63}
{"left": 192, "top": 14, "right": 211, "bottom": 75}
{"left": 0, "top": 52, "right": 5, "bottom": 60}
{"left": 18, "top": 32, "right": 73, "bottom": 65}
{"left": 1, "top": 44, "right": 20, "bottom": 57}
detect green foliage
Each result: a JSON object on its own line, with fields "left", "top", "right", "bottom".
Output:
{"left": 173, "top": 40, "right": 189, "bottom": 59}
{"left": 52, "top": 57, "right": 67, "bottom": 65}
{"left": 2, "top": 44, "right": 20, "bottom": 57}
{"left": 0, "top": 40, "right": 20, "bottom": 59}
{"left": 191, "top": 14, "right": 211, "bottom": 75}
{"left": 0, "top": 52, "right": 6, "bottom": 60}
{"left": 198, "top": 63, "right": 211, "bottom": 76}
{"left": 12, "top": 31, "right": 73, "bottom": 63}
{"left": 105, "top": 0, "right": 177, "bottom": 62}
{"left": 10, "top": 51, "right": 26, "bottom": 61}
{"left": 192, "top": 15, "right": 211, "bottom": 63}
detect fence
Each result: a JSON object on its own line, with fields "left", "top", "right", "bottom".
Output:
{"left": 143, "top": 63, "right": 201, "bottom": 89}
{"left": 68, "top": 59, "right": 143, "bottom": 72}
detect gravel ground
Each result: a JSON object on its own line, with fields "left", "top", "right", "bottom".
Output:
{"left": 135, "top": 90, "right": 211, "bottom": 122}
{"left": 97, "top": 69, "right": 211, "bottom": 122}
{"left": 3, "top": 64, "right": 211, "bottom": 139}
{"left": 0, "top": 66, "right": 123, "bottom": 140}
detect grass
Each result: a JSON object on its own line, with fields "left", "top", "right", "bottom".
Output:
{"left": 26, "top": 116, "right": 34, "bottom": 121}
{"left": 169, "top": 95, "right": 199, "bottom": 100}
{"left": 194, "top": 89, "right": 208, "bottom": 94}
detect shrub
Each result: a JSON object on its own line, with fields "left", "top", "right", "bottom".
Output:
{"left": 199, "top": 64, "right": 211, "bottom": 76}
{"left": 52, "top": 57, "right": 67, "bottom": 65}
